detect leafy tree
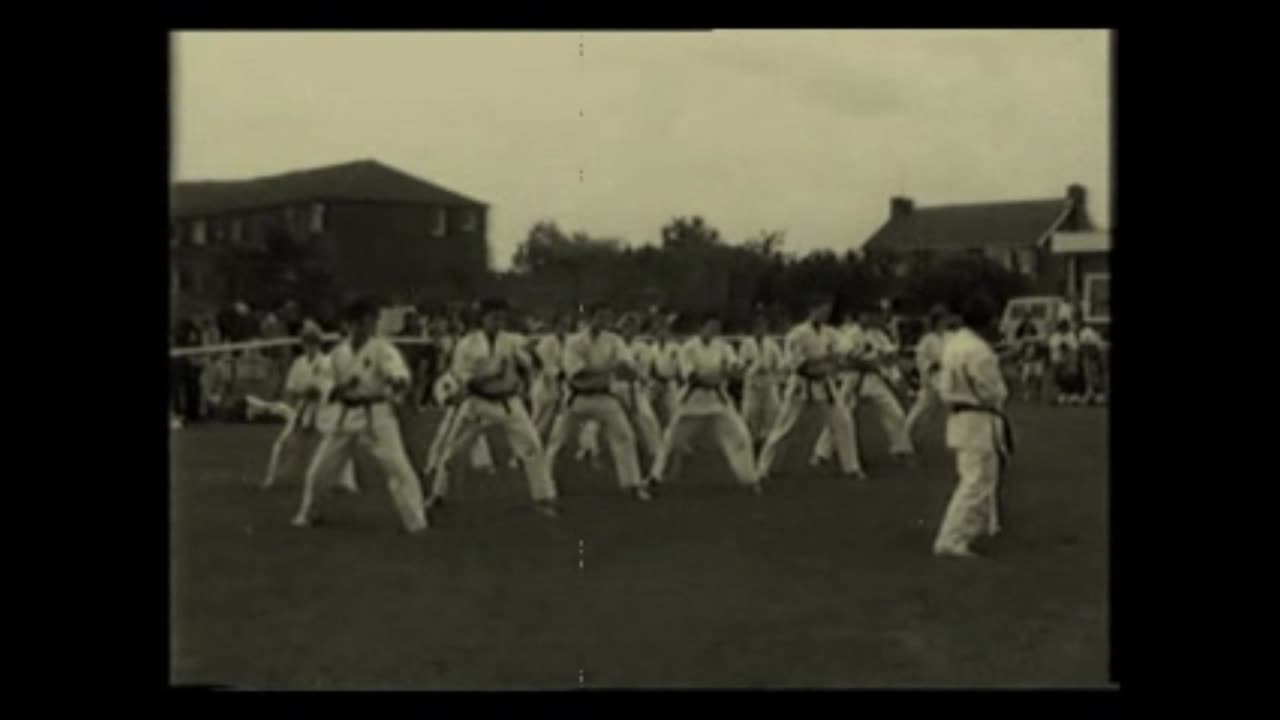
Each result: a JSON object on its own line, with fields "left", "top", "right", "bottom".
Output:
{"left": 660, "top": 215, "right": 722, "bottom": 251}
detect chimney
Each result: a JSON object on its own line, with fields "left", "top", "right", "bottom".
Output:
{"left": 890, "top": 196, "right": 914, "bottom": 219}
{"left": 1067, "top": 183, "right": 1087, "bottom": 208}
{"left": 1065, "top": 183, "right": 1089, "bottom": 230}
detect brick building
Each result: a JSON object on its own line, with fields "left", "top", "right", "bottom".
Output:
{"left": 170, "top": 159, "right": 490, "bottom": 310}
{"left": 862, "top": 183, "right": 1109, "bottom": 303}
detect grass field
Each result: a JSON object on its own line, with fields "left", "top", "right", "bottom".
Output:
{"left": 169, "top": 400, "right": 1110, "bottom": 689}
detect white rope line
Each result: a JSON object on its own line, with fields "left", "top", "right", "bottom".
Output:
{"left": 168, "top": 334, "right": 1095, "bottom": 359}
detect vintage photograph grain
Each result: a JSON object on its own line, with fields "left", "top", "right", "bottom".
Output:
{"left": 169, "top": 30, "right": 1112, "bottom": 689}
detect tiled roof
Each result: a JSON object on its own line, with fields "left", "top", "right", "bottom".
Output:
{"left": 863, "top": 198, "right": 1071, "bottom": 252}
{"left": 172, "top": 159, "right": 486, "bottom": 218}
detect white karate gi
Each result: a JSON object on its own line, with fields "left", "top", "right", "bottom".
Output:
{"left": 757, "top": 321, "right": 865, "bottom": 479}
{"left": 649, "top": 336, "right": 758, "bottom": 487}
{"left": 545, "top": 329, "right": 645, "bottom": 490}
{"left": 294, "top": 337, "right": 427, "bottom": 532}
{"left": 904, "top": 329, "right": 946, "bottom": 440}
{"left": 736, "top": 334, "right": 784, "bottom": 443}
{"left": 257, "top": 349, "right": 357, "bottom": 491}
{"left": 430, "top": 330, "right": 557, "bottom": 503}
{"left": 813, "top": 323, "right": 914, "bottom": 461}
{"left": 618, "top": 336, "right": 665, "bottom": 458}
{"left": 933, "top": 327, "right": 1012, "bottom": 555}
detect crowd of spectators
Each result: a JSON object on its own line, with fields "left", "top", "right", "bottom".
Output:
{"left": 170, "top": 294, "right": 1099, "bottom": 428}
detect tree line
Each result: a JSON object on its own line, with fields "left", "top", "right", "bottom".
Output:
{"left": 493, "top": 216, "right": 1032, "bottom": 331}
{"left": 182, "top": 216, "right": 1033, "bottom": 333}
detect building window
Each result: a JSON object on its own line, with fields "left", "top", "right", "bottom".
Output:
{"left": 1016, "top": 248, "right": 1038, "bottom": 277}
{"left": 192, "top": 220, "right": 207, "bottom": 246}
{"left": 309, "top": 202, "right": 326, "bottom": 234}
{"left": 460, "top": 208, "right": 478, "bottom": 232}
{"left": 1083, "top": 273, "right": 1110, "bottom": 322}
{"left": 175, "top": 266, "right": 193, "bottom": 292}
{"left": 431, "top": 208, "right": 447, "bottom": 238}
{"left": 230, "top": 218, "right": 244, "bottom": 245}
{"left": 170, "top": 221, "right": 182, "bottom": 247}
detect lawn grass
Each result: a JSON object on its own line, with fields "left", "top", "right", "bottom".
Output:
{"left": 170, "top": 400, "right": 1109, "bottom": 689}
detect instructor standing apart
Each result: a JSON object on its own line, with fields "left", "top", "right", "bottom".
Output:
{"left": 933, "top": 294, "right": 1015, "bottom": 559}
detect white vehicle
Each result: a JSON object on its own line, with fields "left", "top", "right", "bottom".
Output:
{"left": 377, "top": 305, "right": 417, "bottom": 337}
{"left": 999, "top": 296, "right": 1073, "bottom": 344}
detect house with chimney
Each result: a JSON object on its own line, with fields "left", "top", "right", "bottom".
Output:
{"left": 170, "top": 159, "right": 491, "bottom": 310}
{"left": 861, "top": 184, "right": 1109, "bottom": 304}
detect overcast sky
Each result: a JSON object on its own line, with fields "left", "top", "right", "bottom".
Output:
{"left": 173, "top": 30, "right": 1110, "bottom": 270}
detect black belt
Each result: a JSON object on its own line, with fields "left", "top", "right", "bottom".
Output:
{"left": 468, "top": 389, "right": 518, "bottom": 414}
{"left": 793, "top": 374, "right": 841, "bottom": 402}
{"left": 678, "top": 381, "right": 731, "bottom": 406}
{"left": 948, "top": 403, "right": 1017, "bottom": 460}
{"left": 950, "top": 401, "right": 1016, "bottom": 532}
{"left": 334, "top": 397, "right": 391, "bottom": 438}
{"left": 563, "top": 384, "right": 611, "bottom": 410}
{"left": 339, "top": 398, "right": 389, "bottom": 408}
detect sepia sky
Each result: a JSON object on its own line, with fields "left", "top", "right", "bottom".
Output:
{"left": 172, "top": 30, "right": 1110, "bottom": 270}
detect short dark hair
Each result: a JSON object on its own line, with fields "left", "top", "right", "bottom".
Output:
{"left": 806, "top": 292, "right": 835, "bottom": 309}
{"left": 479, "top": 297, "right": 509, "bottom": 314}
{"left": 960, "top": 294, "right": 999, "bottom": 329}
{"left": 343, "top": 296, "right": 380, "bottom": 323}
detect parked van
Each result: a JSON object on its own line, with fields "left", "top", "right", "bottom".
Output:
{"left": 999, "top": 296, "right": 1074, "bottom": 344}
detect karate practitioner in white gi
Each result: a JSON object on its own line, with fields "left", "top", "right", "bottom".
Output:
{"left": 756, "top": 295, "right": 868, "bottom": 482}
{"left": 615, "top": 313, "right": 665, "bottom": 460}
{"left": 425, "top": 298, "right": 559, "bottom": 517}
{"left": 903, "top": 306, "right": 951, "bottom": 443}
{"left": 647, "top": 313, "right": 684, "bottom": 424}
{"left": 646, "top": 313, "right": 761, "bottom": 493}
{"left": 736, "top": 313, "right": 785, "bottom": 449}
{"left": 545, "top": 304, "right": 650, "bottom": 501}
{"left": 423, "top": 370, "right": 497, "bottom": 478}
{"left": 813, "top": 310, "right": 916, "bottom": 465}
{"left": 933, "top": 295, "right": 1015, "bottom": 558}
{"left": 292, "top": 298, "right": 429, "bottom": 533}
{"left": 254, "top": 320, "right": 359, "bottom": 493}
{"left": 531, "top": 314, "right": 575, "bottom": 438}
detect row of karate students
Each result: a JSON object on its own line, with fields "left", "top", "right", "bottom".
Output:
{"left": 424, "top": 300, "right": 940, "bottom": 503}
{"left": 254, "top": 294, "right": 1007, "bottom": 558}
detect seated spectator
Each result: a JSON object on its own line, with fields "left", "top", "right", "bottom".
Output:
{"left": 258, "top": 311, "right": 289, "bottom": 393}
{"left": 173, "top": 316, "right": 205, "bottom": 421}
{"left": 201, "top": 352, "right": 240, "bottom": 421}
